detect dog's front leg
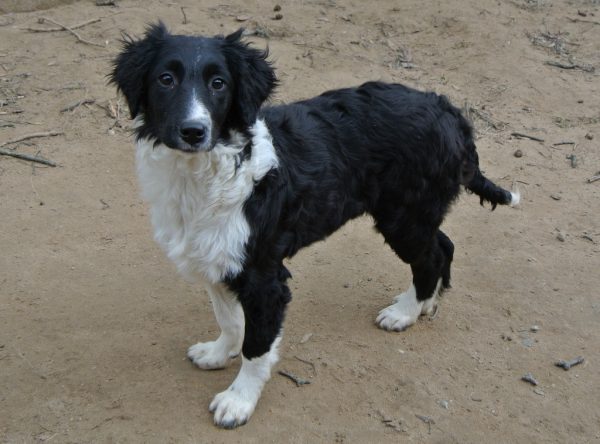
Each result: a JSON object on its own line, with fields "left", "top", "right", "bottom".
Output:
{"left": 188, "top": 282, "right": 244, "bottom": 369}
{"left": 209, "top": 273, "right": 290, "bottom": 428}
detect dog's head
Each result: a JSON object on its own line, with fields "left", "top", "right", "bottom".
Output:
{"left": 110, "top": 23, "right": 276, "bottom": 152}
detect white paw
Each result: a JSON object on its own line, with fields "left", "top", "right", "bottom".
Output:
{"left": 421, "top": 296, "right": 438, "bottom": 316}
{"left": 377, "top": 285, "right": 423, "bottom": 331}
{"left": 187, "top": 339, "right": 239, "bottom": 370}
{"left": 209, "top": 385, "right": 258, "bottom": 429}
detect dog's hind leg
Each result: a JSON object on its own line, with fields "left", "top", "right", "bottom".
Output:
{"left": 188, "top": 282, "right": 244, "bottom": 369}
{"left": 209, "top": 271, "right": 290, "bottom": 428}
{"left": 376, "top": 228, "right": 453, "bottom": 331}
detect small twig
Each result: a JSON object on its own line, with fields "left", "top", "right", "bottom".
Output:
{"left": 292, "top": 41, "right": 339, "bottom": 53}
{"left": 0, "top": 130, "right": 64, "bottom": 148}
{"left": 553, "top": 141, "right": 575, "bottom": 146}
{"left": 278, "top": 370, "right": 311, "bottom": 386}
{"left": 23, "top": 17, "right": 101, "bottom": 32}
{"left": 545, "top": 60, "right": 595, "bottom": 73}
{"left": 567, "top": 16, "right": 600, "bottom": 26}
{"left": 0, "top": 148, "right": 57, "bottom": 167}
{"left": 61, "top": 98, "right": 95, "bottom": 113}
{"left": 521, "top": 372, "right": 539, "bottom": 386}
{"left": 294, "top": 355, "right": 316, "bottom": 374}
{"left": 556, "top": 356, "right": 585, "bottom": 370}
{"left": 587, "top": 174, "right": 600, "bottom": 184}
{"left": 467, "top": 106, "right": 505, "bottom": 130}
{"left": 581, "top": 234, "right": 595, "bottom": 243}
{"left": 180, "top": 6, "right": 188, "bottom": 24}
{"left": 511, "top": 132, "right": 545, "bottom": 142}
{"left": 39, "top": 17, "right": 105, "bottom": 48}
{"left": 415, "top": 414, "right": 435, "bottom": 434}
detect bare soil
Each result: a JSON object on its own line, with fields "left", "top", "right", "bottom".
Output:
{"left": 1, "top": 0, "right": 599, "bottom": 442}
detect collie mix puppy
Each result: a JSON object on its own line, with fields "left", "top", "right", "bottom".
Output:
{"left": 111, "top": 23, "right": 519, "bottom": 428}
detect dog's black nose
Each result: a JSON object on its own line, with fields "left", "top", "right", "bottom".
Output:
{"left": 180, "top": 121, "right": 207, "bottom": 146}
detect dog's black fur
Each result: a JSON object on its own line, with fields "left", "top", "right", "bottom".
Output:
{"left": 112, "top": 23, "right": 515, "bottom": 362}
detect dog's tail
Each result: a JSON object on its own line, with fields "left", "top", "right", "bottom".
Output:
{"left": 455, "top": 112, "right": 520, "bottom": 210}
{"left": 466, "top": 169, "right": 520, "bottom": 210}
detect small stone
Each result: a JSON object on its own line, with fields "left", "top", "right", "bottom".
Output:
{"left": 550, "top": 194, "right": 562, "bottom": 201}
{"left": 439, "top": 400, "right": 449, "bottom": 409}
{"left": 521, "top": 337, "right": 535, "bottom": 348}
{"left": 343, "top": 283, "right": 350, "bottom": 288}
{"left": 556, "top": 231, "right": 565, "bottom": 242}
{"left": 585, "top": 132, "right": 593, "bottom": 140}
{"left": 300, "top": 333, "right": 313, "bottom": 344}
{"left": 273, "top": 13, "right": 283, "bottom": 20}
{"left": 530, "top": 325, "right": 540, "bottom": 332}
{"left": 273, "top": 4, "right": 281, "bottom": 11}
{"left": 471, "top": 396, "right": 482, "bottom": 402}
{"left": 236, "top": 15, "right": 250, "bottom": 22}
{"left": 514, "top": 149, "right": 523, "bottom": 158}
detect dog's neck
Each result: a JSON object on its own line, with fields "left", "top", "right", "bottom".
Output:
{"left": 133, "top": 118, "right": 279, "bottom": 283}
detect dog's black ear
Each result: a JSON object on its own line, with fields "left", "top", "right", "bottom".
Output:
{"left": 110, "top": 22, "right": 168, "bottom": 119}
{"left": 222, "top": 29, "right": 277, "bottom": 130}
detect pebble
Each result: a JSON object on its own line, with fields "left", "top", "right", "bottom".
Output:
{"left": 236, "top": 15, "right": 250, "bottom": 22}
{"left": 556, "top": 231, "right": 566, "bottom": 242}
{"left": 439, "top": 400, "right": 449, "bottom": 409}
{"left": 521, "top": 337, "right": 535, "bottom": 348}
{"left": 533, "top": 388, "right": 545, "bottom": 396}
{"left": 530, "top": 325, "right": 540, "bottom": 332}
{"left": 273, "top": 4, "right": 281, "bottom": 11}
{"left": 300, "top": 333, "right": 313, "bottom": 344}
{"left": 273, "top": 13, "right": 283, "bottom": 20}
{"left": 550, "top": 194, "right": 562, "bottom": 201}
{"left": 585, "top": 132, "right": 594, "bottom": 140}
{"left": 514, "top": 149, "right": 523, "bottom": 158}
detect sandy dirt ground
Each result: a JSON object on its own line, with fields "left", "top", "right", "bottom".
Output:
{"left": 1, "top": 0, "right": 599, "bottom": 442}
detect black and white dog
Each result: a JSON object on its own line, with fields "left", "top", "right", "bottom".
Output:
{"left": 111, "top": 23, "right": 519, "bottom": 428}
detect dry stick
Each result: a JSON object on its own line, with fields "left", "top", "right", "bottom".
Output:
{"left": 294, "top": 355, "right": 317, "bottom": 374}
{"left": 511, "top": 132, "right": 545, "bottom": 142}
{"left": 587, "top": 174, "right": 600, "bottom": 184}
{"left": 468, "top": 106, "right": 504, "bottom": 130}
{"left": 23, "top": 17, "right": 101, "bottom": 32}
{"left": 553, "top": 141, "right": 575, "bottom": 146}
{"left": 180, "top": 6, "right": 188, "bottom": 24}
{"left": 555, "top": 356, "right": 584, "bottom": 370}
{"left": 39, "top": 17, "right": 105, "bottom": 48}
{"left": 278, "top": 370, "right": 311, "bottom": 386}
{"left": 521, "top": 372, "right": 539, "bottom": 386}
{"left": 545, "top": 60, "right": 595, "bottom": 73}
{"left": 61, "top": 98, "right": 95, "bottom": 113}
{"left": 567, "top": 16, "right": 600, "bottom": 26}
{"left": 0, "top": 130, "right": 64, "bottom": 148}
{"left": 0, "top": 148, "right": 57, "bottom": 167}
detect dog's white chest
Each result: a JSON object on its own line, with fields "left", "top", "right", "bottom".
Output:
{"left": 134, "top": 119, "right": 278, "bottom": 284}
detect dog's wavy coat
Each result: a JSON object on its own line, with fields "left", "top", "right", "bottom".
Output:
{"left": 111, "top": 23, "right": 519, "bottom": 428}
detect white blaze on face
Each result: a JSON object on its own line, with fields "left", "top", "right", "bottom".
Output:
{"left": 186, "top": 88, "right": 212, "bottom": 143}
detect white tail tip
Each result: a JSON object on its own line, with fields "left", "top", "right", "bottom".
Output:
{"left": 510, "top": 190, "right": 521, "bottom": 206}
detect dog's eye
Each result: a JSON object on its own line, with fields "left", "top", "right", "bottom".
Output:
{"left": 211, "top": 78, "right": 225, "bottom": 91}
{"left": 158, "top": 73, "right": 175, "bottom": 87}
